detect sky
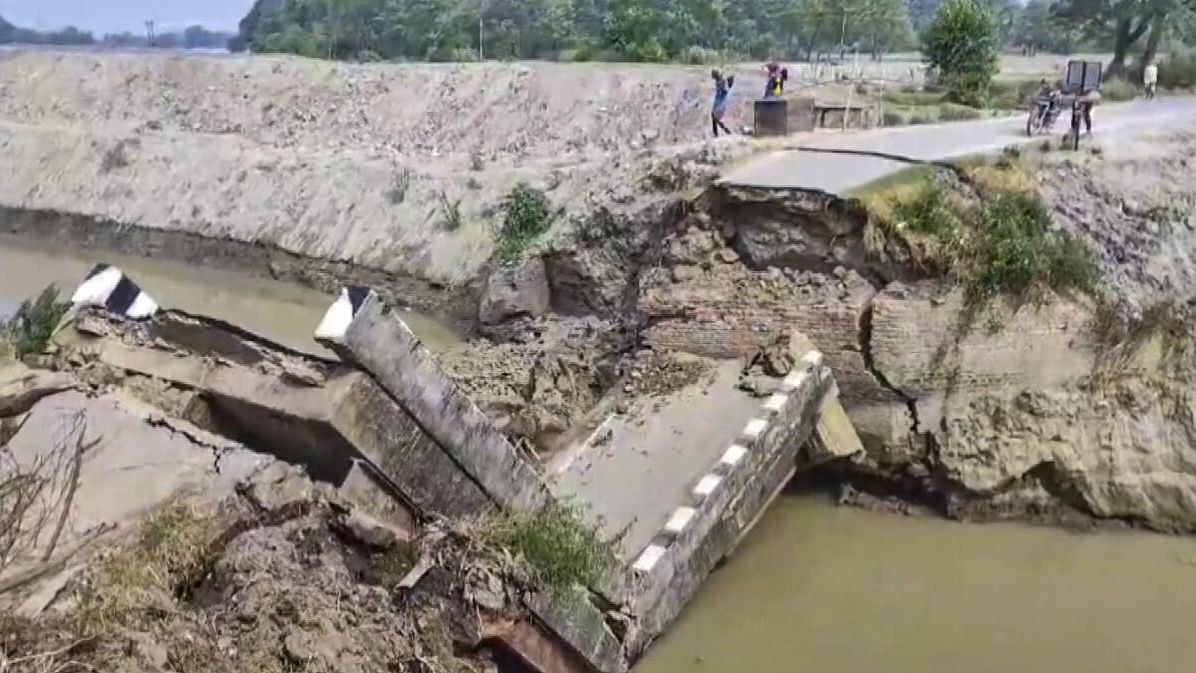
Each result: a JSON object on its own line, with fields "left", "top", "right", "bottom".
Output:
{"left": 0, "top": 0, "right": 255, "bottom": 34}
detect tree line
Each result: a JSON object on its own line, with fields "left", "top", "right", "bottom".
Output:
{"left": 232, "top": 0, "right": 919, "bottom": 62}
{"left": 0, "top": 15, "right": 232, "bottom": 50}
{"left": 232, "top": 0, "right": 1196, "bottom": 65}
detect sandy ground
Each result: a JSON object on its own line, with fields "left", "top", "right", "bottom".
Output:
{"left": 0, "top": 48, "right": 1078, "bottom": 291}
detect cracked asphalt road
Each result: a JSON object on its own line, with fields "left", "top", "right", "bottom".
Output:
{"left": 722, "top": 97, "right": 1196, "bottom": 194}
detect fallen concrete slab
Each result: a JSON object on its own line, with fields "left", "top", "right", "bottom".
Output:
{"left": 63, "top": 307, "right": 495, "bottom": 522}
{"left": 315, "top": 287, "right": 554, "bottom": 513}
{"left": 0, "top": 388, "right": 273, "bottom": 613}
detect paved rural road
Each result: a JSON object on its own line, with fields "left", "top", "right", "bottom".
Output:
{"left": 722, "top": 96, "right": 1196, "bottom": 194}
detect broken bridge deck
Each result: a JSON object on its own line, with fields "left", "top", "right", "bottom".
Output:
{"left": 549, "top": 360, "right": 763, "bottom": 563}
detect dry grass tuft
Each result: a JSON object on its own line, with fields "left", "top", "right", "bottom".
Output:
{"left": 72, "top": 500, "right": 234, "bottom": 636}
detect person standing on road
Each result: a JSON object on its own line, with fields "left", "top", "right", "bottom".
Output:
{"left": 711, "top": 69, "right": 735, "bottom": 137}
{"left": 1144, "top": 60, "right": 1159, "bottom": 99}
{"left": 1076, "top": 87, "right": 1099, "bottom": 135}
{"left": 764, "top": 61, "right": 788, "bottom": 98}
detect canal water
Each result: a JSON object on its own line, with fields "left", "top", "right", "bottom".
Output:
{"left": 0, "top": 235, "right": 459, "bottom": 354}
{"left": 636, "top": 492, "right": 1196, "bottom": 673}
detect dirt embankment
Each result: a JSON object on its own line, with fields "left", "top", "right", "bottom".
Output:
{"left": 0, "top": 49, "right": 754, "bottom": 302}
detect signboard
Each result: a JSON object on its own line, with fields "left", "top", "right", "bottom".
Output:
{"left": 1065, "top": 60, "right": 1103, "bottom": 94}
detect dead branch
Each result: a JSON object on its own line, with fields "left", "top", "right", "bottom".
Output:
{"left": 0, "top": 411, "right": 94, "bottom": 580}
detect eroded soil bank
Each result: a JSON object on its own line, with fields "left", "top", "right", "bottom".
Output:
{"left": 630, "top": 125, "right": 1196, "bottom": 533}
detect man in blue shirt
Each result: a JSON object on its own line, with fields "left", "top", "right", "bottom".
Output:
{"left": 711, "top": 69, "right": 735, "bottom": 137}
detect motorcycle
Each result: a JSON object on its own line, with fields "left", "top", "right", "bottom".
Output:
{"left": 1025, "top": 95, "right": 1061, "bottom": 136}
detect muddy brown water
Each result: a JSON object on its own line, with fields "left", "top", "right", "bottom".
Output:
{"left": 636, "top": 493, "right": 1196, "bottom": 673}
{"left": 0, "top": 235, "right": 460, "bottom": 354}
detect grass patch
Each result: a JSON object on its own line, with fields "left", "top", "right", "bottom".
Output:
{"left": 1101, "top": 77, "right": 1138, "bottom": 102}
{"left": 1159, "top": 49, "right": 1196, "bottom": 90}
{"left": 387, "top": 167, "right": 413, "bottom": 204}
{"left": 74, "top": 500, "right": 232, "bottom": 635}
{"left": 939, "top": 103, "right": 984, "bottom": 121}
{"left": 963, "top": 191, "right": 1099, "bottom": 302}
{"left": 497, "top": 183, "right": 553, "bottom": 265}
{"left": 864, "top": 166, "right": 1099, "bottom": 306}
{"left": 881, "top": 110, "right": 905, "bottom": 127}
{"left": 882, "top": 88, "right": 948, "bottom": 106}
{"left": 478, "top": 503, "right": 609, "bottom": 593}
{"left": 989, "top": 79, "right": 1041, "bottom": 109}
{"left": 1, "top": 284, "right": 71, "bottom": 358}
{"left": 436, "top": 190, "right": 464, "bottom": 231}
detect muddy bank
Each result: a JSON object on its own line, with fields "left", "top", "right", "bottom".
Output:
{"left": 0, "top": 50, "right": 753, "bottom": 292}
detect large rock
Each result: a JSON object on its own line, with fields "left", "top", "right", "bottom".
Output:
{"left": 479, "top": 257, "right": 551, "bottom": 325}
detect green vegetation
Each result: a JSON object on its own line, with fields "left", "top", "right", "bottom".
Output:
{"left": 497, "top": 183, "right": 553, "bottom": 265}
{"left": 881, "top": 87, "right": 948, "bottom": 107}
{"left": 863, "top": 165, "right": 1099, "bottom": 306}
{"left": 988, "top": 79, "right": 1042, "bottom": 109}
{"left": 1159, "top": 49, "right": 1196, "bottom": 90}
{"left": 923, "top": 0, "right": 1000, "bottom": 107}
{"left": 1053, "top": 0, "right": 1181, "bottom": 76}
{"left": 1, "top": 285, "right": 71, "bottom": 359}
{"left": 964, "top": 191, "right": 1099, "bottom": 302}
{"left": 236, "top": 0, "right": 918, "bottom": 62}
{"left": 481, "top": 503, "right": 610, "bottom": 592}
{"left": 1, "top": 13, "right": 231, "bottom": 50}
{"left": 0, "top": 14, "right": 95, "bottom": 46}
{"left": 437, "top": 190, "right": 464, "bottom": 231}
{"left": 939, "top": 102, "right": 984, "bottom": 120}
{"left": 1101, "top": 76, "right": 1139, "bottom": 100}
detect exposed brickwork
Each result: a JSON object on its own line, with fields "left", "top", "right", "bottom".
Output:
{"left": 639, "top": 272, "right": 893, "bottom": 404}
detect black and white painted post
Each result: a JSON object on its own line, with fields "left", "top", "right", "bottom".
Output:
{"left": 70, "top": 264, "right": 159, "bottom": 319}
{"left": 314, "top": 286, "right": 372, "bottom": 346}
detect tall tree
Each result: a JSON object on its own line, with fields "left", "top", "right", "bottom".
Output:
{"left": 923, "top": 0, "right": 999, "bottom": 105}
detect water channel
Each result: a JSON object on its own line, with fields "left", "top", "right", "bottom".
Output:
{"left": 5, "top": 235, "right": 1196, "bottom": 673}
{"left": 0, "top": 235, "right": 459, "bottom": 354}
{"left": 637, "top": 490, "right": 1196, "bottom": 673}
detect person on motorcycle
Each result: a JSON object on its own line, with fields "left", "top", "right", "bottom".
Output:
{"left": 1036, "top": 79, "right": 1061, "bottom": 115}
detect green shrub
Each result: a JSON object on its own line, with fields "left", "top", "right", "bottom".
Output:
{"left": 891, "top": 180, "right": 963, "bottom": 236}
{"left": 1101, "top": 77, "right": 1138, "bottom": 101}
{"left": 1, "top": 285, "right": 71, "bottom": 358}
{"left": 908, "top": 113, "right": 935, "bottom": 125}
{"left": 1158, "top": 50, "right": 1196, "bottom": 90}
{"left": 872, "top": 177, "right": 1099, "bottom": 305}
{"left": 437, "top": 190, "right": 464, "bottom": 231}
{"left": 498, "top": 183, "right": 553, "bottom": 264}
{"left": 939, "top": 103, "right": 983, "bottom": 121}
{"left": 965, "top": 192, "right": 1099, "bottom": 302}
{"left": 677, "top": 46, "right": 723, "bottom": 65}
{"left": 989, "top": 79, "right": 1040, "bottom": 108}
{"left": 882, "top": 88, "right": 947, "bottom": 106}
{"left": 483, "top": 504, "right": 610, "bottom": 592}
{"left": 923, "top": 0, "right": 999, "bottom": 107}
{"left": 882, "top": 110, "right": 905, "bottom": 126}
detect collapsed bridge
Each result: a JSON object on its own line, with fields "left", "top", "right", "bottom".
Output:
{"left": 45, "top": 266, "right": 862, "bottom": 672}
